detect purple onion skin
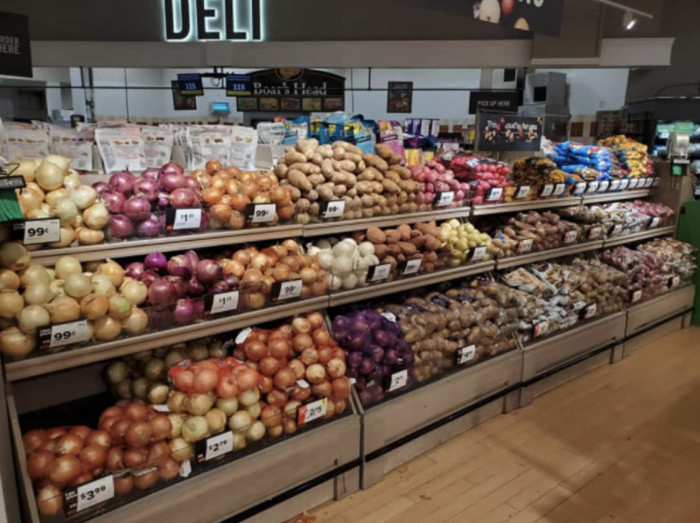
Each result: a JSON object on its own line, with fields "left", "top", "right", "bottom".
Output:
{"left": 371, "top": 346, "right": 385, "bottom": 363}
{"left": 187, "top": 277, "right": 205, "bottom": 296}
{"left": 383, "top": 349, "right": 399, "bottom": 366}
{"left": 141, "top": 270, "right": 159, "bottom": 288}
{"left": 123, "top": 196, "right": 152, "bottom": 221}
{"left": 359, "top": 358, "right": 375, "bottom": 376}
{"left": 137, "top": 216, "right": 162, "bottom": 238}
{"left": 208, "top": 280, "right": 230, "bottom": 294}
{"left": 345, "top": 367, "right": 358, "bottom": 379}
{"left": 168, "top": 277, "right": 188, "bottom": 299}
{"left": 109, "top": 171, "right": 136, "bottom": 196}
{"left": 167, "top": 255, "right": 193, "bottom": 279}
{"left": 144, "top": 252, "right": 168, "bottom": 272}
{"left": 347, "top": 351, "right": 363, "bottom": 368}
{"left": 333, "top": 315, "right": 351, "bottom": 333}
{"left": 101, "top": 191, "right": 126, "bottom": 214}
{"left": 160, "top": 163, "right": 184, "bottom": 178}
{"left": 173, "top": 298, "right": 195, "bottom": 324}
{"left": 108, "top": 214, "right": 133, "bottom": 239}
{"left": 134, "top": 178, "right": 160, "bottom": 202}
{"left": 192, "top": 298, "right": 205, "bottom": 320}
{"left": 196, "top": 259, "right": 222, "bottom": 286}
{"left": 93, "top": 181, "right": 110, "bottom": 196}
{"left": 125, "top": 262, "right": 145, "bottom": 280}
{"left": 141, "top": 168, "right": 161, "bottom": 181}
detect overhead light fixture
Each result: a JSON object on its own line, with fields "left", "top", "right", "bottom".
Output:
{"left": 623, "top": 10, "right": 637, "bottom": 30}
{"left": 593, "top": 0, "right": 653, "bottom": 26}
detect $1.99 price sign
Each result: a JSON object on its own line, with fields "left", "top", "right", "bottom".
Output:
{"left": 64, "top": 474, "right": 114, "bottom": 514}
{"left": 208, "top": 291, "right": 239, "bottom": 315}
{"left": 320, "top": 200, "right": 345, "bottom": 219}
{"left": 12, "top": 218, "right": 61, "bottom": 245}
{"left": 245, "top": 203, "right": 276, "bottom": 224}
{"left": 166, "top": 208, "right": 202, "bottom": 230}
{"left": 39, "top": 320, "right": 91, "bottom": 350}
{"left": 297, "top": 398, "right": 327, "bottom": 425}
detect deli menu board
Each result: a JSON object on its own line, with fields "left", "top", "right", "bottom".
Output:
{"left": 231, "top": 68, "right": 345, "bottom": 113}
{"left": 477, "top": 113, "right": 543, "bottom": 152}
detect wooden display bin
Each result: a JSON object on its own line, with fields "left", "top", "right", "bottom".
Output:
{"left": 623, "top": 285, "right": 695, "bottom": 358}
{"left": 520, "top": 312, "right": 627, "bottom": 406}
{"left": 360, "top": 350, "right": 522, "bottom": 489}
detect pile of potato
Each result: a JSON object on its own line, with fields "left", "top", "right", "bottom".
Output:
{"left": 274, "top": 140, "right": 422, "bottom": 223}
{"left": 488, "top": 211, "right": 582, "bottom": 258}
{"left": 439, "top": 219, "right": 496, "bottom": 267}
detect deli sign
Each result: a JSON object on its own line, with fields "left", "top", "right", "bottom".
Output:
{"left": 163, "top": 0, "right": 263, "bottom": 42}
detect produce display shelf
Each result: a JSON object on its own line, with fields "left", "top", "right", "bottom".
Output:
{"left": 28, "top": 224, "right": 304, "bottom": 266}
{"left": 582, "top": 189, "right": 651, "bottom": 204}
{"left": 327, "top": 261, "right": 496, "bottom": 307}
{"left": 302, "top": 207, "right": 472, "bottom": 238}
{"left": 4, "top": 296, "right": 328, "bottom": 382}
{"left": 625, "top": 284, "right": 695, "bottom": 337}
{"left": 472, "top": 197, "right": 582, "bottom": 216}
{"left": 495, "top": 241, "right": 604, "bottom": 270}
{"left": 603, "top": 226, "right": 676, "bottom": 247}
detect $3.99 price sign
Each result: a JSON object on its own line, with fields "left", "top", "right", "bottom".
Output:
{"left": 321, "top": 200, "right": 345, "bottom": 219}
{"left": 246, "top": 203, "right": 276, "bottom": 224}
{"left": 65, "top": 474, "right": 114, "bottom": 514}
{"left": 13, "top": 218, "right": 61, "bottom": 245}
{"left": 297, "top": 397, "right": 327, "bottom": 425}
{"left": 39, "top": 320, "right": 91, "bottom": 349}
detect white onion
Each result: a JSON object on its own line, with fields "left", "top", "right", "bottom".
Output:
{"left": 83, "top": 202, "right": 109, "bottom": 229}
{"left": 55, "top": 256, "right": 82, "bottom": 280}
{"left": 120, "top": 280, "right": 147, "bottom": 306}
{"left": 359, "top": 242, "right": 375, "bottom": 257}
{"left": 332, "top": 240, "right": 356, "bottom": 258}
{"left": 331, "top": 255, "right": 354, "bottom": 275}
{"left": 307, "top": 246, "right": 320, "bottom": 257}
{"left": 23, "top": 283, "right": 52, "bottom": 305}
{"left": 0, "top": 327, "right": 36, "bottom": 358}
{"left": 14, "top": 160, "right": 37, "bottom": 182}
{"left": 20, "top": 265, "right": 51, "bottom": 288}
{"left": 25, "top": 209, "right": 50, "bottom": 219}
{"left": 0, "top": 243, "right": 30, "bottom": 272}
{"left": 43, "top": 155, "right": 71, "bottom": 172}
{"left": 70, "top": 185, "right": 97, "bottom": 210}
{"left": 91, "top": 274, "right": 116, "bottom": 297}
{"left": 51, "top": 198, "right": 78, "bottom": 225}
{"left": 327, "top": 273, "right": 342, "bottom": 291}
{"left": 342, "top": 273, "right": 358, "bottom": 289}
{"left": 50, "top": 279, "right": 65, "bottom": 297}
{"left": 0, "top": 290, "right": 24, "bottom": 319}
{"left": 315, "top": 239, "right": 332, "bottom": 250}
{"left": 18, "top": 305, "right": 50, "bottom": 333}
{"left": 122, "top": 308, "right": 148, "bottom": 335}
{"left": 318, "top": 251, "right": 333, "bottom": 270}
{"left": 64, "top": 273, "right": 92, "bottom": 299}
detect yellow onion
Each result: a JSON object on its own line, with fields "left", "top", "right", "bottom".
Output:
{"left": 120, "top": 280, "right": 147, "bottom": 306}
{"left": 0, "top": 243, "right": 30, "bottom": 272}
{"left": 25, "top": 208, "right": 50, "bottom": 219}
{"left": 76, "top": 227, "right": 104, "bottom": 245}
{"left": 91, "top": 274, "right": 116, "bottom": 297}
{"left": 108, "top": 295, "right": 131, "bottom": 320}
{"left": 83, "top": 202, "right": 109, "bottom": 230}
{"left": 0, "top": 270, "right": 20, "bottom": 291}
{"left": 14, "top": 160, "right": 37, "bottom": 183}
{"left": 18, "top": 190, "right": 43, "bottom": 214}
{"left": 64, "top": 273, "right": 92, "bottom": 299}
{"left": 45, "top": 296, "right": 81, "bottom": 323}
{"left": 0, "top": 327, "right": 36, "bottom": 358}
{"left": 80, "top": 294, "right": 109, "bottom": 320}
{"left": 20, "top": 265, "right": 51, "bottom": 288}
{"left": 49, "top": 279, "right": 65, "bottom": 297}
{"left": 45, "top": 188, "right": 69, "bottom": 207}
{"left": 70, "top": 185, "right": 97, "bottom": 210}
{"left": 97, "top": 260, "right": 124, "bottom": 287}
{"left": 63, "top": 172, "right": 81, "bottom": 191}
{"left": 18, "top": 305, "right": 50, "bottom": 333}
{"left": 43, "top": 155, "right": 71, "bottom": 172}
{"left": 122, "top": 308, "right": 148, "bottom": 335}
{"left": 50, "top": 226, "right": 76, "bottom": 248}
{"left": 55, "top": 256, "right": 82, "bottom": 280}
{"left": 23, "top": 283, "right": 52, "bottom": 305}
{"left": 0, "top": 290, "right": 24, "bottom": 319}
{"left": 93, "top": 316, "right": 122, "bottom": 340}
{"left": 51, "top": 198, "right": 78, "bottom": 225}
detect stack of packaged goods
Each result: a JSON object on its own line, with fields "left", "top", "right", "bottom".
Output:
{"left": 552, "top": 142, "right": 615, "bottom": 183}
{"left": 598, "top": 135, "right": 654, "bottom": 178}
{"left": 509, "top": 157, "right": 567, "bottom": 200}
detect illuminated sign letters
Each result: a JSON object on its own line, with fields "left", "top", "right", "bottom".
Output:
{"left": 164, "top": 0, "right": 263, "bottom": 42}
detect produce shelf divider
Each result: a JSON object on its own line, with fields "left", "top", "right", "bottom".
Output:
{"left": 472, "top": 197, "right": 583, "bottom": 216}
{"left": 495, "top": 241, "right": 604, "bottom": 270}
{"left": 602, "top": 226, "right": 676, "bottom": 248}
{"left": 582, "top": 189, "right": 652, "bottom": 204}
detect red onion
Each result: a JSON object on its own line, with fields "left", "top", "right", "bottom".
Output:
{"left": 147, "top": 278, "right": 176, "bottom": 306}
{"left": 170, "top": 188, "right": 198, "bottom": 209}
{"left": 134, "top": 178, "right": 160, "bottom": 202}
{"left": 141, "top": 168, "right": 161, "bottom": 181}
{"left": 161, "top": 173, "right": 187, "bottom": 193}
{"left": 167, "top": 255, "right": 193, "bottom": 279}
{"left": 207, "top": 280, "right": 229, "bottom": 294}
{"left": 192, "top": 298, "right": 205, "bottom": 320}
{"left": 168, "top": 277, "right": 188, "bottom": 299}
{"left": 108, "top": 214, "right": 133, "bottom": 239}
{"left": 101, "top": 191, "right": 127, "bottom": 214}
{"left": 223, "top": 273, "right": 239, "bottom": 290}
{"left": 137, "top": 216, "right": 162, "bottom": 238}
{"left": 123, "top": 196, "right": 152, "bottom": 221}
{"left": 156, "top": 193, "right": 170, "bottom": 209}
{"left": 125, "top": 262, "right": 145, "bottom": 280}
{"left": 173, "top": 299, "right": 195, "bottom": 324}
{"left": 184, "top": 177, "right": 201, "bottom": 192}
{"left": 109, "top": 171, "right": 136, "bottom": 195}
{"left": 197, "top": 211, "right": 210, "bottom": 233}
{"left": 144, "top": 252, "right": 167, "bottom": 272}
{"left": 160, "top": 163, "right": 184, "bottom": 178}
{"left": 141, "top": 270, "right": 159, "bottom": 288}
{"left": 196, "top": 259, "right": 222, "bottom": 285}
{"left": 186, "top": 277, "right": 205, "bottom": 296}
{"left": 184, "top": 250, "right": 199, "bottom": 268}
{"left": 93, "top": 181, "right": 110, "bottom": 196}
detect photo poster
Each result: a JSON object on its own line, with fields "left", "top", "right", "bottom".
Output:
{"left": 171, "top": 81, "right": 197, "bottom": 111}
{"left": 473, "top": 0, "right": 564, "bottom": 37}
{"left": 387, "top": 82, "right": 413, "bottom": 114}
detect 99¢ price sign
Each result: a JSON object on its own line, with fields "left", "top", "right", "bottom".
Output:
{"left": 39, "top": 320, "right": 91, "bottom": 349}
{"left": 246, "top": 203, "right": 276, "bottom": 224}
{"left": 12, "top": 218, "right": 61, "bottom": 245}
{"left": 320, "top": 200, "right": 345, "bottom": 219}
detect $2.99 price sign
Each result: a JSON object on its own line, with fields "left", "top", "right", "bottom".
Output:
{"left": 39, "top": 320, "right": 91, "bottom": 350}
{"left": 12, "top": 218, "right": 61, "bottom": 245}
{"left": 297, "top": 398, "right": 327, "bottom": 425}
{"left": 64, "top": 474, "right": 114, "bottom": 514}
{"left": 246, "top": 203, "right": 276, "bottom": 224}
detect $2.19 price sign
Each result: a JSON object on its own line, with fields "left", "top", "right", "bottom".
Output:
{"left": 246, "top": 203, "right": 276, "bottom": 224}
{"left": 65, "top": 475, "right": 114, "bottom": 514}
{"left": 167, "top": 208, "right": 202, "bottom": 230}
{"left": 321, "top": 200, "right": 345, "bottom": 219}
{"left": 434, "top": 191, "right": 454, "bottom": 208}
{"left": 297, "top": 398, "right": 327, "bottom": 425}
{"left": 368, "top": 263, "right": 391, "bottom": 282}
{"left": 13, "top": 218, "right": 61, "bottom": 245}
{"left": 456, "top": 345, "right": 476, "bottom": 365}
{"left": 274, "top": 279, "right": 302, "bottom": 301}
{"left": 209, "top": 291, "right": 239, "bottom": 315}
{"left": 39, "top": 320, "right": 91, "bottom": 349}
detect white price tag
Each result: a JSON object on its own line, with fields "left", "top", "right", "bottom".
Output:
{"left": 515, "top": 186, "right": 531, "bottom": 200}
{"left": 588, "top": 227, "right": 603, "bottom": 240}
{"left": 172, "top": 208, "right": 202, "bottom": 230}
{"left": 152, "top": 404, "right": 170, "bottom": 413}
{"left": 668, "top": 276, "right": 680, "bottom": 289}
{"left": 563, "top": 230, "right": 578, "bottom": 245}
{"left": 179, "top": 460, "right": 192, "bottom": 478}
{"left": 486, "top": 187, "right": 503, "bottom": 202}
{"left": 649, "top": 217, "right": 660, "bottom": 228}
{"left": 348, "top": 377, "right": 356, "bottom": 386}
{"left": 381, "top": 312, "right": 397, "bottom": 323}
{"left": 586, "top": 181, "right": 600, "bottom": 194}
{"left": 22, "top": 218, "right": 60, "bottom": 245}
{"left": 644, "top": 177, "right": 654, "bottom": 188}
{"left": 619, "top": 179, "right": 630, "bottom": 190}
{"left": 630, "top": 289, "right": 643, "bottom": 303}
{"left": 235, "top": 327, "right": 252, "bottom": 344}
{"left": 517, "top": 239, "right": 533, "bottom": 254}
{"left": 457, "top": 345, "right": 476, "bottom": 365}
{"left": 401, "top": 258, "right": 422, "bottom": 276}
{"left": 322, "top": 200, "right": 346, "bottom": 219}
{"left": 296, "top": 379, "right": 310, "bottom": 388}
{"left": 249, "top": 203, "right": 276, "bottom": 223}
{"left": 204, "top": 431, "right": 233, "bottom": 461}
{"left": 388, "top": 369, "right": 408, "bottom": 392}
{"left": 368, "top": 263, "right": 391, "bottom": 282}
{"left": 298, "top": 398, "right": 327, "bottom": 425}
{"left": 629, "top": 178, "right": 639, "bottom": 189}
{"left": 277, "top": 279, "right": 302, "bottom": 300}
{"left": 610, "top": 179, "right": 621, "bottom": 191}
{"left": 553, "top": 183, "right": 567, "bottom": 197}
{"left": 584, "top": 303, "right": 597, "bottom": 319}
{"left": 76, "top": 475, "right": 114, "bottom": 512}
{"left": 471, "top": 246, "right": 487, "bottom": 261}
{"left": 598, "top": 180, "right": 610, "bottom": 193}
{"left": 533, "top": 320, "right": 549, "bottom": 338}
{"left": 434, "top": 191, "right": 455, "bottom": 208}
{"left": 540, "top": 184, "right": 554, "bottom": 197}
{"left": 49, "top": 320, "right": 91, "bottom": 348}
{"left": 210, "top": 291, "right": 239, "bottom": 315}
{"left": 573, "top": 182, "right": 587, "bottom": 196}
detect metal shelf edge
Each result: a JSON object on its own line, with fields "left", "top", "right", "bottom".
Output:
{"left": 472, "top": 197, "right": 582, "bottom": 216}
{"left": 495, "top": 241, "right": 604, "bottom": 270}
{"left": 582, "top": 189, "right": 651, "bottom": 204}
{"left": 522, "top": 311, "right": 627, "bottom": 353}
{"left": 602, "top": 226, "right": 676, "bottom": 248}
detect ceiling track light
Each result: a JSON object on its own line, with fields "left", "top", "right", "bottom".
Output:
{"left": 592, "top": 0, "right": 653, "bottom": 28}
{"left": 623, "top": 10, "right": 637, "bottom": 30}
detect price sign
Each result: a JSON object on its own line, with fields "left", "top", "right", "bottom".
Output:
{"left": 387, "top": 369, "right": 408, "bottom": 392}
{"left": 167, "top": 208, "right": 202, "bottom": 231}
{"left": 573, "top": 182, "right": 586, "bottom": 196}
{"left": 381, "top": 312, "right": 397, "bottom": 323}
{"left": 297, "top": 398, "right": 327, "bottom": 425}
{"left": 399, "top": 258, "right": 422, "bottom": 276}
{"left": 629, "top": 178, "right": 639, "bottom": 189}
{"left": 470, "top": 246, "right": 487, "bottom": 261}
{"left": 274, "top": 279, "right": 302, "bottom": 301}
{"left": 588, "top": 227, "right": 603, "bottom": 240}
{"left": 540, "top": 184, "right": 554, "bottom": 197}
{"left": 563, "top": 230, "right": 578, "bottom": 245}
{"left": 209, "top": 291, "right": 239, "bottom": 315}
{"left": 668, "top": 276, "right": 680, "bottom": 289}
{"left": 649, "top": 217, "right": 660, "bottom": 228}
{"left": 235, "top": 327, "right": 252, "bottom": 344}
{"left": 515, "top": 186, "right": 531, "bottom": 200}
{"left": 434, "top": 191, "right": 455, "bottom": 207}
{"left": 517, "top": 239, "right": 533, "bottom": 254}
{"left": 611, "top": 224, "right": 623, "bottom": 236}
{"left": 69, "top": 475, "right": 114, "bottom": 513}
{"left": 533, "top": 319, "right": 549, "bottom": 338}
{"left": 13, "top": 219, "right": 61, "bottom": 245}
{"left": 619, "top": 179, "right": 630, "bottom": 190}
{"left": 203, "top": 431, "right": 233, "bottom": 461}
{"left": 456, "top": 345, "right": 476, "bottom": 365}
{"left": 644, "top": 177, "right": 654, "bottom": 188}
{"left": 584, "top": 303, "right": 597, "bottom": 319}
{"left": 368, "top": 263, "right": 391, "bottom": 282}
{"left": 245, "top": 203, "right": 276, "bottom": 224}
{"left": 0, "top": 176, "right": 26, "bottom": 189}
{"left": 630, "top": 289, "right": 643, "bottom": 303}
{"left": 586, "top": 181, "right": 600, "bottom": 194}
{"left": 485, "top": 187, "right": 503, "bottom": 202}
{"left": 39, "top": 320, "right": 91, "bottom": 350}
{"left": 553, "top": 183, "right": 567, "bottom": 197}
{"left": 610, "top": 179, "right": 621, "bottom": 191}
{"left": 598, "top": 180, "right": 610, "bottom": 193}
{"left": 320, "top": 200, "right": 346, "bottom": 219}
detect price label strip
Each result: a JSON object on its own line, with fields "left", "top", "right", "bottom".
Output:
{"left": 573, "top": 182, "right": 587, "bottom": 196}
{"left": 165, "top": 208, "right": 202, "bottom": 231}
{"left": 553, "top": 183, "right": 567, "bottom": 197}
{"left": 540, "top": 184, "right": 554, "bottom": 198}
{"left": 598, "top": 180, "right": 610, "bottom": 193}
{"left": 470, "top": 245, "right": 487, "bottom": 262}
{"left": 434, "top": 191, "right": 455, "bottom": 208}
{"left": 485, "top": 187, "right": 503, "bottom": 202}
{"left": 456, "top": 345, "right": 476, "bottom": 365}
{"left": 583, "top": 303, "right": 597, "bottom": 319}
{"left": 385, "top": 369, "right": 408, "bottom": 393}
{"left": 367, "top": 263, "right": 392, "bottom": 282}
{"left": 610, "top": 179, "right": 621, "bottom": 191}
{"left": 297, "top": 397, "right": 327, "bottom": 425}
{"left": 398, "top": 257, "right": 422, "bottom": 276}
{"left": 0, "top": 176, "right": 26, "bottom": 190}
{"left": 517, "top": 239, "right": 534, "bottom": 254}
{"left": 196, "top": 431, "right": 234, "bottom": 462}
{"left": 629, "top": 178, "right": 639, "bottom": 189}
{"left": 563, "top": 230, "right": 578, "bottom": 245}
{"left": 64, "top": 474, "right": 115, "bottom": 515}
{"left": 515, "top": 186, "right": 531, "bottom": 200}
{"left": 39, "top": 320, "right": 91, "bottom": 350}
{"left": 649, "top": 217, "right": 660, "bottom": 229}
{"left": 272, "top": 279, "right": 302, "bottom": 301}
{"left": 381, "top": 311, "right": 397, "bottom": 323}
{"left": 320, "top": 200, "right": 345, "bottom": 219}
{"left": 207, "top": 291, "right": 239, "bottom": 315}
{"left": 645, "top": 177, "right": 654, "bottom": 188}
{"left": 611, "top": 224, "right": 623, "bottom": 236}
{"left": 245, "top": 203, "right": 276, "bottom": 224}
{"left": 619, "top": 179, "right": 630, "bottom": 190}
{"left": 533, "top": 319, "right": 549, "bottom": 338}
{"left": 586, "top": 181, "right": 600, "bottom": 194}
{"left": 668, "top": 276, "right": 680, "bottom": 289}
{"left": 12, "top": 218, "right": 61, "bottom": 245}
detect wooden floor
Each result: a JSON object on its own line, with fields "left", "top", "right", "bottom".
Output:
{"left": 310, "top": 326, "right": 700, "bottom": 523}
